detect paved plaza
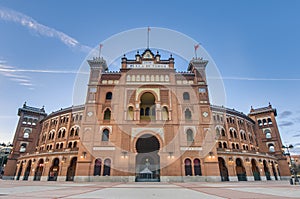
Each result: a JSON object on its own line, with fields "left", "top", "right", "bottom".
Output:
{"left": 0, "top": 180, "right": 299, "bottom": 199}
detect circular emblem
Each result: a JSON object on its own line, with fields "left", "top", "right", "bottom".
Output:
{"left": 202, "top": 111, "right": 208, "bottom": 118}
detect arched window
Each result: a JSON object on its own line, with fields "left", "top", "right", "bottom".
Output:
{"left": 62, "top": 129, "right": 65, "bottom": 138}
{"left": 20, "top": 143, "right": 27, "bottom": 152}
{"left": 186, "top": 129, "right": 194, "bottom": 142}
{"left": 221, "top": 129, "right": 226, "bottom": 136}
{"left": 236, "top": 144, "right": 239, "bottom": 149}
{"left": 194, "top": 159, "right": 202, "bottom": 176}
{"left": 185, "top": 109, "right": 192, "bottom": 120}
{"left": 58, "top": 130, "right": 62, "bottom": 138}
{"left": 234, "top": 130, "right": 237, "bottom": 138}
{"left": 68, "top": 142, "right": 72, "bottom": 148}
{"left": 94, "top": 158, "right": 102, "bottom": 176}
{"left": 51, "top": 132, "right": 55, "bottom": 140}
{"left": 75, "top": 128, "right": 79, "bottom": 136}
{"left": 102, "top": 129, "right": 109, "bottom": 141}
{"left": 263, "top": 119, "right": 267, "bottom": 125}
{"left": 223, "top": 142, "right": 227, "bottom": 149}
{"left": 127, "top": 106, "right": 134, "bottom": 120}
{"left": 104, "top": 109, "right": 111, "bottom": 120}
{"left": 70, "top": 128, "right": 74, "bottom": 136}
{"left": 258, "top": 120, "right": 262, "bottom": 126}
{"left": 73, "top": 141, "right": 77, "bottom": 148}
{"left": 265, "top": 129, "right": 271, "bottom": 139}
{"left": 268, "top": 144, "right": 275, "bottom": 152}
{"left": 230, "top": 130, "right": 233, "bottom": 138}
{"left": 60, "top": 143, "right": 63, "bottom": 149}
{"left": 243, "top": 133, "right": 247, "bottom": 140}
{"left": 232, "top": 143, "right": 235, "bottom": 149}
{"left": 140, "top": 108, "right": 144, "bottom": 116}
{"left": 105, "top": 92, "right": 112, "bottom": 100}
{"left": 56, "top": 143, "right": 59, "bottom": 149}
{"left": 24, "top": 129, "right": 30, "bottom": 138}
{"left": 162, "top": 107, "right": 169, "bottom": 120}
{"left": 183, "top": 92, "right": 190, "bottom": 100}
{"left": 184, "top": 158, "right": 192, "bottom": 176}
{"left": 268, "top": 118, "right": 272, "bottom": 124}
{"left": 218, "top": 142, "right": 222, "bottom": 148}
{"left": 145, "top": 107, "right": 150, "bottom": 116}
{"left": 103, "top": 159, "right": 111, "bottom": 176}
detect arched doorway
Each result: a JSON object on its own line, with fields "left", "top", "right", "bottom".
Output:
{"left": 218, "top": 157, "right": 229, "bottom": 181}
{"left": 193, "top": 159, "right": 202, "bottom": 176}
{"left": 103, "top": 159, "right": 111, "bottom": 176}
{"left": 48, "top": 158, "right": 59, "bottom": 181}
{"left": 140, "top": 92, "right": 156, "bottom": 121}
{"left": 94, "top": 158, "right": 102, "bottom": 176}
{"left": 66, "top": 157, "right": 77, "bottom": 181}
{"left": 251, "top": 159, "right": 260, "bottom": 181}
{"left": 16, "top": 162, "right": 23, "bottom": 180}
{"left": 271, "top": 162, "right": 278, "bottom": 180}
{"left": 184, "top": 158, "right": 192, "bottom": 176}
{"left": 135, "top": 134, "right": 160, "bottom": 182}
{"left": 23, "top": 160, "right": 32, "bottom": 180}
{"left": 263, "top": 160, "right": 271, "bottom": 180}
{"left": 236, "top": 158, "right": 247, "bottom": 181}
{"left": 34, "top": 159, "right": 44, "bottom": 181}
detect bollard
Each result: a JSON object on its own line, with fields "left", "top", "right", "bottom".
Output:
{"left": 290, "top": 178, "right": 293, "bottom": 185}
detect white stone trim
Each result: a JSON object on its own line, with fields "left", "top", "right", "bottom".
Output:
{"left": 93, "top": 146, "right": 116, "bottom": 151}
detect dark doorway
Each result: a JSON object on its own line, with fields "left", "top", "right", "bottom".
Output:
{"left": 251, "top": 159, "right": 261, "bottom": 181}
{"left": 218, "top": 157, "right": 229, "bottom": 181}
{"left": 236, "top": 158, "right": 247, "bottom": 181}
{"left": 66, "top": 157, "right": 77, "bottom": 181}
{"left": 263, "top": 160, "right": 271, "bottom": 180}
{"left": 34, "top": 159, "right": 44, "bottom": 181}
{"left": 16, "top": 162, "right": 23, "bottom": 180}
{"left": 135, "top": 134, "right": 160, "bottom": 182}
{"left": 48, "top": 158, "right": 59, "bottom": 181}
{"left": 23, "top": 160, "right": 32, "bottom": 180}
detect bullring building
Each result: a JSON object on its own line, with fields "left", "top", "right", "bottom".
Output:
{"left": 4, "top": 48, "right": 290, "bottom": 182}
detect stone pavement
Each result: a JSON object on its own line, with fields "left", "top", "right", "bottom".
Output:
{"left": 0, "top": 180, "right": 299, "bottom": 199}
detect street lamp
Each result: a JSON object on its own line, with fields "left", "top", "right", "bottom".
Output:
{"left": 282, "top": 144, "right": 298, "bottom": 185}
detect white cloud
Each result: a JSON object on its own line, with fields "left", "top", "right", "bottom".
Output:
{"left": 0, "top": 6, "right": 92, "bottom": 52}
{"left": 0, "top": 61, "right": 33, "bottom": 89}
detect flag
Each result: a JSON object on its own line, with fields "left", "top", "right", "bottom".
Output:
{"left": 194, "top": 44, "right": 199, "bottom": 51}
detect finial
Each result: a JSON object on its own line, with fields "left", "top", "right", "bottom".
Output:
{"left": 137, "top": 50, "right": 139, "bottom": 54}
{"left": 170, "top": 54, "right": 173, "bottom": 58}
{"left": 23, "top": 101, "right": 27, "bottom": 108}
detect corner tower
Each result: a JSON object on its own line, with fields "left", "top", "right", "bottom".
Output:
{"left": 249, "top": 104, "right": 290, "bottom": 179}
{"left": 4, "top": 103, "right": 47, "bottom": 179}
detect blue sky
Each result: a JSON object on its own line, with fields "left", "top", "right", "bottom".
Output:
{"left": 0, "top": 0, "right": 300, "bottom": 153}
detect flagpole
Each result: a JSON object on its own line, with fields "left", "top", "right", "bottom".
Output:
{"left": 147, "top": 26, "right": 150, "bottom": 49}
{"left": 99, "top": 44, "right": 103, "bottom": 58}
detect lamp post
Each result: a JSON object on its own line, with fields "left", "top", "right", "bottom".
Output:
{"left": 282, "top": 144, "right": 298, "bottom": 185}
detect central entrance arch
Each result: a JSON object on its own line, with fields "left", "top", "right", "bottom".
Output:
{"left": 135, "top": 134, "right": 160, "bottom": 182}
